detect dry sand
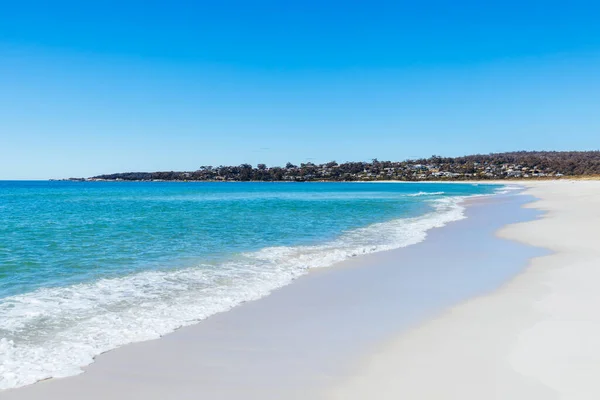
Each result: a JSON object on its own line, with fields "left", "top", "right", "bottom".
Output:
{"left": 328, "top": 180, "right": 600, "bottom": 400}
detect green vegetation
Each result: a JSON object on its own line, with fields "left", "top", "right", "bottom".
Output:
{"left": 88, "top": 151, "right": 600, "bottom": 182}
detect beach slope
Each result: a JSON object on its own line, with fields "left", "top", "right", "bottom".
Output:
{"left": 328, "top": 180, "right": 600, "bottom": 400}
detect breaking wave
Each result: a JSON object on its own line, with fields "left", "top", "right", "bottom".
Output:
{"left": 406, "top": 191, "right": 445, "bottom": 197}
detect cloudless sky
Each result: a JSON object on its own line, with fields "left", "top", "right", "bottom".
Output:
{"left": 1, "top": 0, "right": 599, "bottom": 179}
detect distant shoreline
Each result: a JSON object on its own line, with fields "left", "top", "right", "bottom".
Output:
{"left": 51, "top": 177, "right": 597, "bottom": 183}
{"left": 76, "top": 151, "right": 600, "bottom": 183}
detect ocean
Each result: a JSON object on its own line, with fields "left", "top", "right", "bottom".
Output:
{"left": 0, "top": 181, "right": 500, "bottom": 389}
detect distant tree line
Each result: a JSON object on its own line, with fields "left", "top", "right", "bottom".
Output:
{"left": 88, "top": 151, "right": 600, "bottom": 182}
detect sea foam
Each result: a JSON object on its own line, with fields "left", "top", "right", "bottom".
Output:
{"left": 0, "top": 195, "right": 469, "bottom": 390}
{"left": 406, "top": 191, "right": 446, "bottom": 197}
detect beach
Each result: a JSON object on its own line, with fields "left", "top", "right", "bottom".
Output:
{"left": 328, "top": 180, "right": 600, "bottom": 399}
{"left": 2, "top": 180, "right": 598, "bottom": 399}
{"left": 3, "top": 0, "right": 599, "bottom": 396}
{"left": 0, "top": 182, "right": 495, "bottom": 390}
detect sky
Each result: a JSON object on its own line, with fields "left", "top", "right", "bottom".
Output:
{"left": 1, "top": 1, "right": 599, "bottom": 179}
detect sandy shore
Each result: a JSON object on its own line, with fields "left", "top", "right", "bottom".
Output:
{"left": 1, "top": 188, "right": 544, "bottom": 399}
{"left": 328, "top": 180, "right": 600, "bottom": 399}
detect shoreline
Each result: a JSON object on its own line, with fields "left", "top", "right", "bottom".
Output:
{"left": 1, "top": 188, "right": 544, "bottom": 399}
{"left": 328, "top": 180, "right": 600, "bottom": 399}
{"left": 51, "top": 178, "right": 581, "bottom": 183}
{"left": 0, "top": 184, "right": 495, "bottom": 391}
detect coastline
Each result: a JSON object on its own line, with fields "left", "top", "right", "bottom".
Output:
{"left": 1, "top": 187, "right": 544, "bottom": 399}
{"left": 0, "top": 182, "right": 494, "bottom": 390}
{"left": 328, "top": 180, "right": 600, "bottom": 399}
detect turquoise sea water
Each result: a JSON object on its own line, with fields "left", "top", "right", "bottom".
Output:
{"left": 0, "top": 181, "right": 499, "bottom": 389}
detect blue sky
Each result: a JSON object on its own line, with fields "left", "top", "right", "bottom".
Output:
{"left": 1, "top": 1, "right": 599, "bottom": 179}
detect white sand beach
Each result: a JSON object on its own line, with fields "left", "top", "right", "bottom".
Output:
{"left": 3, "top": 181, "right": 599, "bottom": 399}
{"left": 328, "top": 180, "right": 600, "bottom": 399}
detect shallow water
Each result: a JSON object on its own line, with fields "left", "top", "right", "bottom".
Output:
{"left": 0, "top": 181, "right": 499, "bottom": 389}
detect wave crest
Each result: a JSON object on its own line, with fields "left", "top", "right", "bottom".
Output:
{"left": 407, "top": 191, "right": 445, "bottom": 197}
